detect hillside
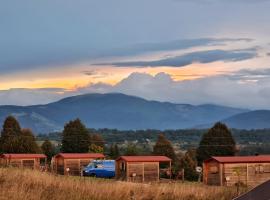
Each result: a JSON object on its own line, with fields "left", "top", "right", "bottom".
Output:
{"left": 222, "top": 110, "right": 270, "bottom": 129}
{"left": 0, "top": 93, "right": 248, "bottom": 133}
{"left": 0, "top": 168, "right": 240, "bottom": 200}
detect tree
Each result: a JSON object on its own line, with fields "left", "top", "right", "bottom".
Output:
{"left": 197, "top": 122, "right": 236, "bottom": 165}
{"left": 20, "top": 129, "right": 41, "bottom": 153}
{"left": 153, "top": 134, "right": 176, "bottom": 162}
{"left": 124, "top": 143, "right": 138, "bottom": 156}
{"left": 41, "top": 139, "right": 55, "bottom": 162}
{"left": 180, "top": 149, "right": 199, "bottom": 181}
{"left": 109, "top": 143, "right": 120, "bottom": 159}
{"left": 61, "top": 119, "right": 90, "bottom": 153}
{"left": 89, "top": 144, "right": 104, "bottom": 153}
{"left": 1, "top": 116, "right": 22, "bottom": 153}
{"left": 90, "top": 134, "right": 105, "bottom": 148}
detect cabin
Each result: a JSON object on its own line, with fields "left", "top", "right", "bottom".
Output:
{"left": 52, "top": 153, "right": 105, "bottom": 176}
{"left": 203, "top": 155, "right": 270, "bottom": 186}
{"left": 0, "top": 154, "right": 47, "bottom": 170}
{"left": 115, "top": 156, "right": 171, "bottom": 182}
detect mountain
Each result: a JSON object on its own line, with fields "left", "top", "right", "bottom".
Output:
{"left": 221, "top": 110, "right": 270, "bottom": 129}
{"left": 0, "top": 93, "right": 248, "bottom": 133}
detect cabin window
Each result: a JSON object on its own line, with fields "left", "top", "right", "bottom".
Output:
{"left": 255, "top": 165, "right": 264, "bottom": 174}
{"left": 209, "top": 166, "right": 218, "bottom": 174}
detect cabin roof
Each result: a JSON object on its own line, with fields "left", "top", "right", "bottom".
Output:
{"left": 54, "top": 153, "right": 105, "bottom": 159}
{"left": 0, "top": 154, "right": 47, "bottom": 159}
{"left": 116, "top": 156, "right": 171, "bottom": 162}
{"left": 205, "top": 155, "right": 270, "bottom": 164}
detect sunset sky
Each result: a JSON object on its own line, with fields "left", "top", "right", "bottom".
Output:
{"left": 1, "top": 0, "right": 270, "bottom": 108}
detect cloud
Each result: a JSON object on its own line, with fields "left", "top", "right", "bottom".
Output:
{"left": 228, "top": 68, "right": 270, "bottom": 82}
{"left": 78, "top": 70, "right": 270, "bottom": 109}
{"left": 2, "top": 68, "right": 270, "bottom": 109}
{"left": 0, "top": 88, "right": 69, "bottom": 106}
{"left": 0, "top": 37, "right": 252, "bottom": 74}
{"left": 174, "top": 0, "right": 270, "bottom": 3}
{"left": 100, "top": 38, "right": 253, "bottom": 58}
{"left": 101, "top": 48, "right": 258, "bottom": 67}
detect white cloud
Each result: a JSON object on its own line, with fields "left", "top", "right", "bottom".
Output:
{"left": 80, "top": 70, "right": 270, "bottom": 109}
{"left": 1, "top": 69, "right": 270, "bottom": 109}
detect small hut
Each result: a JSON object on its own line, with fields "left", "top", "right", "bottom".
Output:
{"left": 115, "top": 156, "right": 171, "bottom": 182}
{"left": 52, "top": 153, "right": 105, "bottom": 175}
{"left": 0, "top": 154, "right": 47, "bottom": 169}
{"left": 203, "top": 155, "right": 270, "bottom": 186}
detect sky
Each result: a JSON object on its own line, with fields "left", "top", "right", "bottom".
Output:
{"left": 1, "top": 0, "right": 270, "bottom": 109}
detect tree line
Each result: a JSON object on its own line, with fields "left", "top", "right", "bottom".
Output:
{"left": 0, "top": 116, "right": 237, "bottom": 181}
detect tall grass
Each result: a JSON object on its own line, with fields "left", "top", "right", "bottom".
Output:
{"left": 0, "top": 168, "right": 242, "bottom": 200}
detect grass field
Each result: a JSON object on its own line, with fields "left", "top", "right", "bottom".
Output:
{"left": 0, "top": 168, "right": 244, "bottom": 200}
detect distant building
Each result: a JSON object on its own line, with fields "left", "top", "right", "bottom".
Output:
{"left": 0, "top": 154, "right": 47, "bottom": 170}
{"left": 115, "top": 156, "right": 171, "bottom": 182}
{"left": 203, "top": 155, "right": 270, "bottom": 186}
{"left": 52, "top": 153, "right": 105, "bottom": 176}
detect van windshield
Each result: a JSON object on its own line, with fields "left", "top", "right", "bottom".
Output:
{"left": 87, "top": 163, "right": 94, "bottom": 168}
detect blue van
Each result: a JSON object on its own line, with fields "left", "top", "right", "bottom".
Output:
{"left": 83, "top": 160, "right": 115, "bottom": 178}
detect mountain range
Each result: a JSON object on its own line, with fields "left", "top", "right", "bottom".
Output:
{"left": 0, "top": 93, "right": 269, "bottom": 134}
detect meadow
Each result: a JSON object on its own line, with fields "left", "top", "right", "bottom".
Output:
{"left": 0, "top": 168, "right": 244, "bottom": 200}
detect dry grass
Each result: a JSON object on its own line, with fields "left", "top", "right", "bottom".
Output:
{"left": 0, "top": 168, "right": 243, "bottom": 200}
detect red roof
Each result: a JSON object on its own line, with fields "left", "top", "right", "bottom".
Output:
{"left": 116, "top": 156, "right": 171, "bottom": 162}
{"left": 205, "top": 155, "right": 270, "bottom": 164}
{"left": 1, "top": 154, "right": 47, "bottom": 159}
{"left": 55, "top": 153, "right": 105, "bottom": 159}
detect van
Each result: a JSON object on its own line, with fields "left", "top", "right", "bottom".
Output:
{"left": 83, "top": 160, "right": 115, "bottom": 178}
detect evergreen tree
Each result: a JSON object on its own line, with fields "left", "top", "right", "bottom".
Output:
{"left": 61, "top": 119, "right": 90, "bottom": 153}
{"left": 153, "top": 134, "right": 176, "bottom": 162}
{"left": 20, "top": 129, "right": 41, "bottom": 153}
{"left": 114, "top": 144, "right": 120, "bottom": 158}
{"left": 41, "top": 139, "right": 55, "bottom": 162}
{"left": 197, "top": 122, "right": 236, "bottom": 165}
{"left": 109, "top": 144, "right": 120, "bottom": 159}
{"left": 1, "top": 116, "right": 22, "bottom": 153}
{"left": 180, "top": 149, "right": 198, "bottom": 181}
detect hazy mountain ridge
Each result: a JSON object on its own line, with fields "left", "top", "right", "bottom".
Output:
{"left": 221, "top": 110, "right": 270, "bottom": 129}
{"left": 0, "top": 93, "right": 262, "bottom": 134}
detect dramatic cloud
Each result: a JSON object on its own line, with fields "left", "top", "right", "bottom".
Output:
{"left": 2, "top": 69, "right": 270, "bottom": 109}
{"left": 0, "top": 37, "right": 252, "bottom": 73}
{"left": 102, "top": 49, "right": 258, "bottom": 67}
{"left": 1, "top": 0, "right": 268, "bottom": 74}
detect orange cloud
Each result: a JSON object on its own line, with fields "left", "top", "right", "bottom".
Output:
{"left": 0, "top": 60, "right": 250, "bottom": 91}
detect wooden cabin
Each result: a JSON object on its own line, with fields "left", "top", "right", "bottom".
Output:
{"left": 115, "top": 156, "right": 171, "bottom": 182}
{"left": 52, "top": 153, "right": 105, "bottom": 176}
{"left": 203, "top": 155, "right": 270, "bottom": 186}
{"left": 0, "top": 154, "right": 47, "bottom": 170}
